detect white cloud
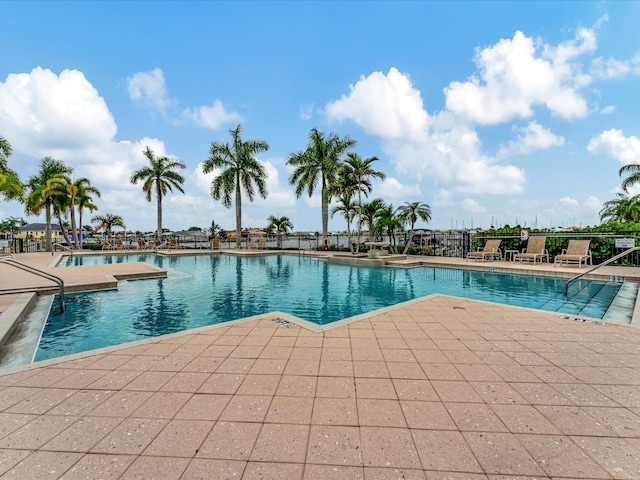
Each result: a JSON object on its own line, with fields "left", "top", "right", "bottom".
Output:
{"left": 460, "top": 198, "right": 486, "bottom": 214}
{"left": 591, "top": 52, "right": 640, "bottom": 79}
{"left": 496, "top": 121, "right": 564, "bottom": 159}
{"left": 299, "top": 103, "right": 315, "bottom": 121}
{"left": 600, "top": 105, "right": 615, "bottom": 114}
{"left": 325, "top": 69, "right": 526, "bottom": 195}
{"left": 444, "top": 28, "right": 594, "bottom": 124}
{"left": 0, "top": 67, "right": 117, "bottom": 157}
{"left": 128, "top": 67, "right": 241, "bottom": 130}
{"left": 127, "top": 68, "right": 173, "bottom": 111}
{"left": 587, "top": 129, "right": 640, "bottom": 165}
{"left": 559, "top": 196, "right": 580, "bottom": 209}
{"left": 583, "top": 195, "right": 602, "bottom": 212}
{"left": 377, "top": 177, "right": 421, "bottom": 199}
{"left": 326, "top": 67, "right": 429, "bottom": 142}
{"left": 182, "top": 100, "right": 243, "bottom": 130}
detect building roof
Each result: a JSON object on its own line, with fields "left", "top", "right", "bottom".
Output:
{"left": 20, "top": 223, "right": 62, "bottom": 231}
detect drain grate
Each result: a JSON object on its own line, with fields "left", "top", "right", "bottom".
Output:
{"left": 272, "top": 317, "right": 297, "bottom": 328}
{"left": 560, "top": 315, "right": 605, "bottom": 325}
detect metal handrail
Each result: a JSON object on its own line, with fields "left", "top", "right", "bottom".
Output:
{"left": 53, "top": 243, "right": 73, "bottom": 257}
{"left": 564, "top": 246, "right": 640, "bottom": 296}
{"left": 0, "top": 258, "right": 66, "bottom": 312}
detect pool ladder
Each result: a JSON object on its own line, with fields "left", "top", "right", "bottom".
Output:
{"left": 0, "top": 258, "right": 66, "bottom": 313}
{"left": 564, "top": 246, "right": 640, "bottom": 296}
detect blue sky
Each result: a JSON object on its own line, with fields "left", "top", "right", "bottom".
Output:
{"left": 1, "top": 1, "right": 639, "bottom": 233}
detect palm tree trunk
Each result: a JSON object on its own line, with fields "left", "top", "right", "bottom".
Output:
{"left": 321, "top": 187, "right": 329, "bottom": 241}
{"left": 78, "top": 209, "right": 84, "bottom": 250}
{"left": 70, "top": 203, "right": 79, "bottom": 250}
{"left": 356, "top": 191, "right": 362, "bottom": 254}
{"left": 57, "top": 212, "right": 73, "bottom": 247}
{"left": 402, "top": 221, "right": 416, "bottom": 255}
{"left": 45, "top": 204, "right": 52, "bottom": 252}
{"left": 157, "top": 191, "right": 163, "bottom": 242}
{"left": 235, "top": 184, "right": 242, "bottom": 248}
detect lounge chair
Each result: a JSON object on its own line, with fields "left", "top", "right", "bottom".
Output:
{"left": 513, "top": 236, "right": 549, "bottom": 263}
{"left": 257, "top": 237, "right": 266, "bottom": 250}
{"left": 101, "top": 240, "right": 116, "bottom": 250}
{"left": 210, "top": 238, "right": 220, "bottom": 250}
{"left": 169, "top": 238, "right": 186, "bottom": 249}
{"left": 137, "top": 239, "right": 151, "bottom": 250}
{"left": 248, "top": 238, "right": 258, "bottom": 250}
{"left": 467, "top": 239, "right": 502, "bottom": 261}
{"left": 154, "top": 239, "right": 169, "bottom": 249}
{"left": 554, "top": 240, "right": 592, "bottom": 268}
{"left": 115, "top": 238, "right": 127, "bottom": 250}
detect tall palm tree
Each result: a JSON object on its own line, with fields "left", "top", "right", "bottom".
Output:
{"left": 91, "top": 213, "right": 125, "bottom": 239}
{"left": 396, "top": 201, "right": 432, "bottom": 254}
{"left": 287, "top": 128, "right": 356, "bottom": 241}
{"left": 599, "top": 193, "right": 640, "bottom": 223}
{"left": 360, "top": 198, "right": 387, "bottom": 239}
{"left": 130, "top": 146, "right": 186, "bottom": 241}
{"left": 203, "top": 124, "right": 269, "bottom": 248}
{"left": 343, "top": 153, "right": 385, "bottom": 253}
{"left": 327, "top": 164, "right": 359, "bottom": 252}
{"left": 24, "top": 157, "right": 72, "bottom": 252}
{"left": 266, "top": 215, "right": 293, "bottom": 248}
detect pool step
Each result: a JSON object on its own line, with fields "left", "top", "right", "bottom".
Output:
{"left": 602, "top": 282, "right": 638, "bottom": 324}
{"left": 541, "top": 280, "right": 623, "bottom": 319}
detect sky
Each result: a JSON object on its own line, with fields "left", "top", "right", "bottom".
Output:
{"left": 1, "top": 1, "right": 640, "bottom": 233}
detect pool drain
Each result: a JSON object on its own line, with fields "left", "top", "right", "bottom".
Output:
{"left": 272, "top": 317, "right": 297, "bottom": 328}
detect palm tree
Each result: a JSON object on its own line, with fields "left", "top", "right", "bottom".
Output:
{"left": 130, "top": 146, "right": 186, "bottom": 241}
{"left": 287, "top": 128, "right": 356, "bottom": 242}
{"left": 0, "top": 135, "right": 11, "bottom": 172}
{"left": 376, "top": 204, "right": 402, "bottom": 253}
{"left": 75, "top": 179, "right": 101, "bottom": 249}
{"left": 203, "top": 124, "right": 269, "bottom": 248}
{"left": 360, "top": 198, "right": 387, "bottom": 239}
{"left": 42, "top": 175, "right": 101, "bottom": 249}
{"left": 343, "top": 153, "right": 386, "bottom": 253}
{"left": 91, "top": 213, "right": 125, "bottom": 239}
{"left": 396, "top": 201, "right": 432, "bottom": 254}
{"left": 599, "top": 193, "right": 640, "bottom": 223}
{"left": 0, "top": 135, "right": 22, "bottom": 202}
{"left": 24, "top": 157, "right": 72, "bottom": 252}
{"left": 266, "top": 215, "right": 293, "bottom": 248}
{"left": 331, "top": 196, "right": 357, "bottom": 250}
{"left": 619, "top": 163, "right": 640, "bottom": 192}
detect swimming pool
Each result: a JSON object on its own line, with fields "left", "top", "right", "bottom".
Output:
{"left": 34, "top": 253, "right": 622, "bottom": 361}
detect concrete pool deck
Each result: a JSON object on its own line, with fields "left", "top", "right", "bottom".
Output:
{"left": 0, "top": 251, "right": 639, "bottom": 478}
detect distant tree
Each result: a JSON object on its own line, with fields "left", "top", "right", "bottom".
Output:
{"left": 376, "top": 204, "right": 402, "bottom": 253}
{"left": 130, "top": 146, "right": 186, "bottom": 241}
{"left": 0, "top": 216, "right": 25, "bottom": 235}
{"left": 91, "top": 213, "right": 125, "bottom": 239}
{"left": 287, "top": 128, "right": 356, "bottom": 241}
{"left": 331, "top": 196, "right": 357, "bottom": 251}
{"left": 361, "top": 199, "right": 387, "bottom": 239}
{"left": 203, "top": 124, "right": 269, "bottom": 248}
{"left": 396, "top": 201, "right": 432, "bottom": 254}
{"left": 266, "top": 215, "right": 293, "bottom": 248}
{"left": 188, "top": 226, "right": 202, "bottom": 231}
{"left": 24, "top": 157, "right": 72, "bottom": 252}
{"left": 600, "top": 193, "right": 640, "bottom": 223}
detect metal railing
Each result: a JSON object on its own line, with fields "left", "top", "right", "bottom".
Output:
{"left": 0, "top": 258, "right": 66, "bottom": 313}
{"left": 53, "top": 243, "right": 73, "bottom": 257}
{"left": 564, "top": 246, "right": 640, "bottom": 296}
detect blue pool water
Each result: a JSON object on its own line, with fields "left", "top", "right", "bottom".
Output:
{"left": 35, "top": 254, "right": 621, "bottom": 361}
